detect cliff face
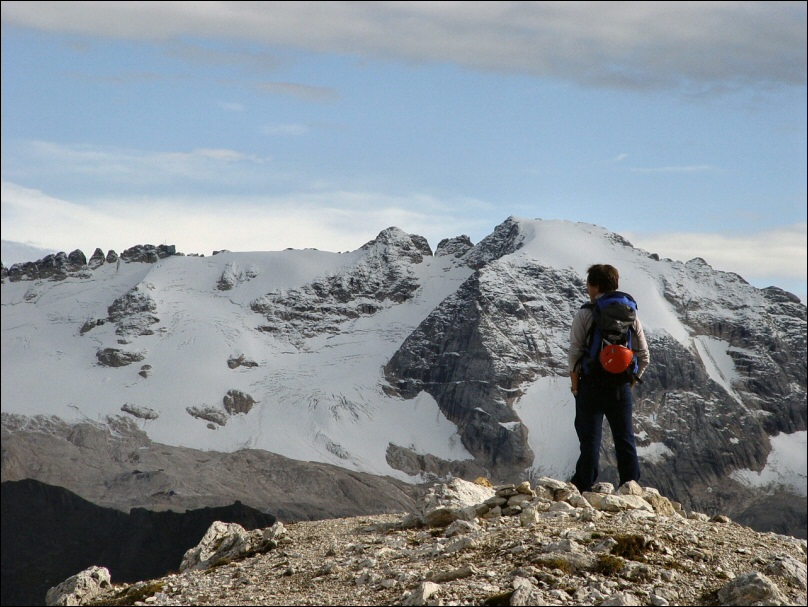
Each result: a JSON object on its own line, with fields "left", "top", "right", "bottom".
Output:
{"left": 1, "top": 217, "right": 806, "bottom": 541}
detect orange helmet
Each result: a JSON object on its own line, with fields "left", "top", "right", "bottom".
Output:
{"left": 599, "top": 344, "right": 634, "bottom": 374}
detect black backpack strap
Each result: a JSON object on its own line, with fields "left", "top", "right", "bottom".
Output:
{"left": 578, "top": 302, "right": 597, "bottom": 375}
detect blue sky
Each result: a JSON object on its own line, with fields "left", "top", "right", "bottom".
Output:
{"left": 1, "top": 2, "right": 806, "bottom": 300}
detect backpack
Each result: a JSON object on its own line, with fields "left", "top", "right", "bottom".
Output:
{"left": 579, "top": 291, "right": 639, "bottom": 379}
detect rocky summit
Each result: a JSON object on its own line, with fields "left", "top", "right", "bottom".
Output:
{"left": 47, "top": 478, "right": 807, "bottom": 607}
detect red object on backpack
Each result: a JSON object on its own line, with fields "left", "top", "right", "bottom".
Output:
{"left": 599, "top": 344, "right": 634, "bottom": 374}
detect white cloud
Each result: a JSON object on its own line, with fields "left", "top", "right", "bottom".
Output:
{"left": 625, "top": 225, "right": 808, "bottom": 299}
{"left": 0, "top": 181, "right": 491, "bottom": 259}
{"left": 4, "top": 178, "right": 805, "bottom": 301}
{"left": 1, "top": 239, "right": 59, "bottom": 265}
{"left": 2, "top": 2, "right": 804, "bottom": 92}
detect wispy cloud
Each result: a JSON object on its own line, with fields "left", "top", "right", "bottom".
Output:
{"left": 262, "top": 123, "right": 309, "bottom": 137}
{"left": 165, "top": 42, "right": 283, "bottom": 73}
{"left": 629, "top": 165, "right": 715, "bottom": 173}
{"left": 253, "top": 81, "right": 339, "bottom": 102}
{"left": 3, "top": 2, "right": 804, "bottom": 94}
{"left": 3, "top": 141, "right": 275, "bottom": 190}
{"left": 216, "top": 101, "right": 246, "bottom": 112}
{"left": 71, "top": 70, "right": 173, "bottom": 85}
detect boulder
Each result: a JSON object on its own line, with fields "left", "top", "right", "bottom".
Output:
{"left": 45, "top": 566, "right": 110, "bottom": 606}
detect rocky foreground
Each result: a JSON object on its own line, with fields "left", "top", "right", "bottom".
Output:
{"left": 49, "top": 478, "right": 807, "bottom": 606}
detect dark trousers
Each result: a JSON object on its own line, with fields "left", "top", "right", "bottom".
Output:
{"left": 571, "top": 379, "right": 640, "bottom": 493}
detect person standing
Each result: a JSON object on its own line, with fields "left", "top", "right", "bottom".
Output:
{"left": 568, "top": 264, "right": 650, "bottom": 493}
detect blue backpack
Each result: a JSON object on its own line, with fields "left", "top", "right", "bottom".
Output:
{"left": 580, "top": 291, "right": 639, "bottom": 378}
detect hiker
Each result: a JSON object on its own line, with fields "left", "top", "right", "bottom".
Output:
{"left": 568, "top": 264, "right": 650, "bottom": 493}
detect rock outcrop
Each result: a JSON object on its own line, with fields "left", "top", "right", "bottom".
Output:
{"left": 121, "top": 403, "right": 159, "bottom": 421}
{"left": 185, "top": 405, "right": 229, "bottom": 426}
{"left": 222, "top": 390, "right": 256, "bottom": 415}
{"left": 178, "top": 520, "right": 287, "bottom": 572}
{"left": 217, "top": 261, "right": 259, "bottom": 290}
{"left": 119, "top": 244, "right": 177, "bottom": 263}
{"left": 4, "top": 243, "right": 178, "bottom": 283}
{"left": 45, "top": 566, "right": 110, "bottom": 606}
{"left": 95, "top": 348, "right": 146, "bottom": 367}
{"left": 227, "top": 354, "right": 259, "bottom": 369}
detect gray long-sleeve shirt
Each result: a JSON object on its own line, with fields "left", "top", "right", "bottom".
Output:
{"left": 568, "top": 303, "right": 650, "bottom": 377}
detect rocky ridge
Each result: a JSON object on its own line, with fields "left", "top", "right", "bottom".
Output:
{"left": 0, "top": 414, "right": 418, "bottom": 518}
{"left": 249, "top": 227, "right": 432, "bottom": 344}
{"left": 2, "top": 244, "right": 178, "bottom": 282}
{"left": 50, "top": 477, "right": 807, "bottom": 607}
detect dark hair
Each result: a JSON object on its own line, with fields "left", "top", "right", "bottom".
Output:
{"left": 587, "top": 264, "right": 619, "bottom": 293}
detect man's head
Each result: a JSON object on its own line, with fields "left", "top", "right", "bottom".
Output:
{"left": 587, "top": 264, "right": 619, "bottom": 294}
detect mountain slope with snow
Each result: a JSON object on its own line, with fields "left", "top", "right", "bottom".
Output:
{"left": 2, "top": 217, "right": 805, "bottom": 536}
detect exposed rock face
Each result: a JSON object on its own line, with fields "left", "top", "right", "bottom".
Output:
{"left": 464, "top": 216, "right": 525, "bottom": 269}
{"left": 79, "top": 284, "right": 160, "bottom": 343}
{"left": 435, "top": 234, "right": 473, "bottom": 258}
{"left": 717, "top": 571, "right": 791, "bottom": 606}
{"left": 178, "top": 520, "right": 286, "bottom": 572}
{"left": 217, "top": 261, "right": 259, "bottom": 290}
{"left": 87, "top": 248, "right": 106, "bottom": 270}
{"left": 120, "top": 244, "right": 176, "bottom": 263}
{"left": 107, "top": 285, "right": 160, "bottom": 338}
{"left": 227, "top": 354, "right": 259, "bottom": 369}
{"left": 186, "top": 405, "right": 229, "bottom": 426}
{"left": 251, "top": 228, "right": 431, "bottom": 342}
{"left": 121, "top": 403, "right": 159, "bottom": 420}
{"left": 385, "top": 443, "right": 488, "bottom": 480}
{"left": 6, "top": 250, "right": 87, "bottom": 282}
{"left": 96, "top": 348, "right": 146, "bottom": 367}
{"left": 45, "top": 565, "right": 110, "bottom": 606}
{"left": 223, "top": 390, "right": 256, "bottom": 415}
{"left": 4, "top": 243, "right": 177, "bottom": 283}
{"left": 385, "top": 261, "right": 583, "bottom": 480}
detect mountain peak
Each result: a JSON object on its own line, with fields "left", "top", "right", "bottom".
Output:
{"left": 361, "top": 227, "right": 434, "bottom": 261}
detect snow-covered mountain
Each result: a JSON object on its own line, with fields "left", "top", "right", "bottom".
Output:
{"left": 2, "top": 217, "right": 805, "bottom": 536}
